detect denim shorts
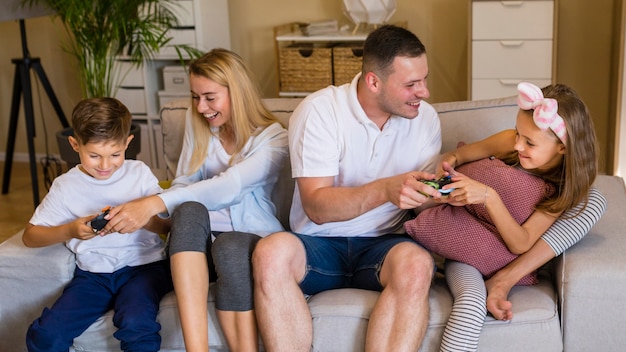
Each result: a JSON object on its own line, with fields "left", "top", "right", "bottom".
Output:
{"left": 294, "top": 233, "right": 420, "bottom": 296}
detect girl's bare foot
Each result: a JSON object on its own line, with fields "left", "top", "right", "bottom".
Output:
{"left": 485, "top": 276, "right": 514, "bottom": 321}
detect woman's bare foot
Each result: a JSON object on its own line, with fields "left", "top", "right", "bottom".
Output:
{"left": 485, "top": 275, "right": 514, "bottom": 321}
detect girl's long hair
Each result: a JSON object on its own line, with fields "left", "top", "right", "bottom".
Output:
{"left": 502, "top": 84, "right": 598, "bottom": 215}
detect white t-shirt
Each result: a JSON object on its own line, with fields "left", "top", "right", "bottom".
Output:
{"left": 288, "top": 75, "right": 442, "bottom": 237}
{"left": 158, "top": 108, "right": 288, "bottom": 237}
{"left": 29, "top": 160, "right": 166, "bottom": 273}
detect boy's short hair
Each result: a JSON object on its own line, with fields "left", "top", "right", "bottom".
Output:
{"left": 71, "top": 97, "right": 132, "bottom": 145}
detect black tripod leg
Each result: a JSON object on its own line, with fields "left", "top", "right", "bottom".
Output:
{"left": 32, "top": 61, "right": 69, "bottom": 128}
{"left": 2, "top": 65, "right": 22, "bottom": 195}
{"left": 19, "top": 61, "right": 41, "bottom": 206}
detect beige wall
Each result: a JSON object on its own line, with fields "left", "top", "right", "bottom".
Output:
{"left": 0, "top": 0, "right": 619, "bottom": 174}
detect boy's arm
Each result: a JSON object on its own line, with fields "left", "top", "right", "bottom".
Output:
{"left": 143, "top": 215, "right": 171, "bottom": 235}
{"left": 22, "top": 216, "right": 97, "bottom": 248}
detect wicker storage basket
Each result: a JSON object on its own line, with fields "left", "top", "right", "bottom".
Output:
{"left": 279, "top": 44, "right": 332, "bottom": 92}
{"left": 332, "top": 44, "right": 363, "bottom": 86}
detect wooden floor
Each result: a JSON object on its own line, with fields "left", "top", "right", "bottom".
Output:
{"left": 0, "top": 161, "right": 51, "bottom": 243}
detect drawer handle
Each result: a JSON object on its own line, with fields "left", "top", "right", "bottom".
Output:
{"left": 499, "top": 79, "right": 522, "bottom": 86}
{"left": 501, "top": 1, "right": 523, "bottom": 7}
{"left": 500, "top": 40, "right": 524, "bottom": 47}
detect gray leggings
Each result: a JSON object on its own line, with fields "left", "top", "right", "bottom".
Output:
{"left": 169, "top": 201, "right": 261, "bottom": 311}
{"left": 439, "top": 188, "right": 607, "bottom": 352}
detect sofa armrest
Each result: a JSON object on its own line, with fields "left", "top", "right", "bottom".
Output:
{"left": 0, "top": 231, "right": 75, "bottom": 351}
{"left": 555, "top": 175, "right": 626, "bottom": 351}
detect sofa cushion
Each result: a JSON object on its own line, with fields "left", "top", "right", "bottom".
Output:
{"left": 435, "top": 96, "right": 517, "bottom": 153}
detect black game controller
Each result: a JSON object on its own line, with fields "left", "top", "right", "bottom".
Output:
{"left": 421, "top": 176, "right": 454, "bottom": 195}
{"left": 89, "top": 206, "right": 112, "bottom": 232}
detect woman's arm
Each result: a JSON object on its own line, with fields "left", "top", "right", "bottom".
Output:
{"left": 106, "top": 123, "right": 288, "bottom": 234}
{"left": 159, "top": 123, "right": 288, "bottom": 213}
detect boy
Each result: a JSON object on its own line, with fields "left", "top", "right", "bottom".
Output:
{"left": 23, "top": 97, "right": 172, "bottom": 352}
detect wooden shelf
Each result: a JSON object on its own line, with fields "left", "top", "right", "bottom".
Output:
{"left": 276, "top": 30, "right": 369, "bottom": 42}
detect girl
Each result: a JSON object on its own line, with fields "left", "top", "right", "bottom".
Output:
{"left": 405, "top": 82, "right": 605, "bottom": 351}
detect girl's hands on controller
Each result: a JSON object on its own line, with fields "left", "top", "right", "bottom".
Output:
{"left": 436, "top": 163, "right": 491, "bottom": 206}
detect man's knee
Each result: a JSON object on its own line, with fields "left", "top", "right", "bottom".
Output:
{"left": 384, "top": 242, "right": 434, "bottom": 289}
{"left": 252, "top": 232, "right": 304, "bottom": 281}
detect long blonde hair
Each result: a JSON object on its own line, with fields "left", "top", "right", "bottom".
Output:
{"left": 186, "top": 48, "right": 280, "bottom": 173}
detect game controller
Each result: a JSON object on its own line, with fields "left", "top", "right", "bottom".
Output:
{"left": 89, "top": 206, "right": 112, "bottom": 232}
{"left": 421, "top": 176, "right": 454, "bottom": 195}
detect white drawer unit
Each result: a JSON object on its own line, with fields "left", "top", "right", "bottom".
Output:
{"left": 469, "top": 0, "right": 557, "bottom": 100}
{"left": 113, "top": 0, "right": 231, "bottom": 171}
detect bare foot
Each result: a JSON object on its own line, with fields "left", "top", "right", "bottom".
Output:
{"left": 485, "top": 276, "right": 513, "bottom": 321}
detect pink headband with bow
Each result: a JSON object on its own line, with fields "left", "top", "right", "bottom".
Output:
{"left": 517, "top": 82, "right": 567, "bottom": 144}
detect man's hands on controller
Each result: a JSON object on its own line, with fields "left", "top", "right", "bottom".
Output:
{"left": 420, "top": 175, "right": 455, "bottom": 197}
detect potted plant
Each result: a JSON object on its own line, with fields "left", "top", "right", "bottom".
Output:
{"left": 23, "top": 0, "right": 201, "bottom": 166}
{"left": 24, "top": 0, "right": 200, "bottom": 98}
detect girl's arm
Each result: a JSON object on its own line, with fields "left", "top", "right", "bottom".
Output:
{"left": 445, "top": 172, "right": 561, "bottom": 254}
{"left": 440, "top": 129, "right": 517, "bottom": 173}
{"left": 484, "top": 186, "right": 561, "bottom": 254}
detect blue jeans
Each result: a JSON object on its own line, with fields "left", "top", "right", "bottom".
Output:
{"left": 294, "top": 234, "right": 420, "bottom": 295}
{"left": 26, "top": 260, "right": 173, "bottom": 352}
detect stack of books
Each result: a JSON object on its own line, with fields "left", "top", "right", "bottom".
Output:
{"left": 297, "top": 19, "right": 339, "bottom": 36}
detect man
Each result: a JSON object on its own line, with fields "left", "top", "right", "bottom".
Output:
{"left": 252, "top": 25, "right": 441, "bottom": 351}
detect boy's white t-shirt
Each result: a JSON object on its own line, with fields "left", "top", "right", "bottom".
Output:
{"left": 29, "top": 160, "right": 166, "bottom": 273}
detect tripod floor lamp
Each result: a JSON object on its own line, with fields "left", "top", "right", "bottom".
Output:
{"left": 1, "top": 3, "right": 70, "bottom": 207}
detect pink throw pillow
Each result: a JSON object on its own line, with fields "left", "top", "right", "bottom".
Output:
{"left": 405, "top": 157, "right": 555, "bottom": 285}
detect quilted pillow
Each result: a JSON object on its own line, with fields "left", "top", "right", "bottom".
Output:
{"left": 405, "top": 157, "right": 556, "bottom": 285}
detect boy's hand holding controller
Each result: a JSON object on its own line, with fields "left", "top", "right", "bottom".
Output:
{"left": 88, "top": 206, "right": 113, "bottom": 236}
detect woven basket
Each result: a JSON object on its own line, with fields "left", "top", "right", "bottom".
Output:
{"left": 279, "top": 44, "right": 332, "bottom": 92}
{"left": 333, "top": 44, "right": 363, "bottom": 86}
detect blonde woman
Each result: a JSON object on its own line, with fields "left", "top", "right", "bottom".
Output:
{"left": 105, "top": 49, "right": 288, "bottom": 351}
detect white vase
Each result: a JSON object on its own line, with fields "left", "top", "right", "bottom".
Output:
{"left": 342, "top": 0, "right": 396, "bottom": 26}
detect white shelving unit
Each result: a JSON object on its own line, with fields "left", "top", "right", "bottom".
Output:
{"left": 274, "top": 23, "right": 369, "bottom": 97}
{"left": 114, "top": 0, "right": 231, "bottom": 176}
{"left": 469, "top": 0, "right": 557, "bottom": 100}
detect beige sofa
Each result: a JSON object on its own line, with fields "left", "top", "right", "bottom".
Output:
{"left": 1, "top": 96, "right": 625, "bottom": 352}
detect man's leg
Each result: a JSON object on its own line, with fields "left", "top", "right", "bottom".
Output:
{"left": 365, "top": 241, "right": 434, "bottom": 352}
{"left": 252, "top": 232, "right": 310, "bottom": 352}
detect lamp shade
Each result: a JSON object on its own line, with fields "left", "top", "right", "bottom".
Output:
{"left": 0, "top": 0, "right": 52, "bottom": 22}
{"left": 342, "top": 0, "right": 396, "bottom": 25}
